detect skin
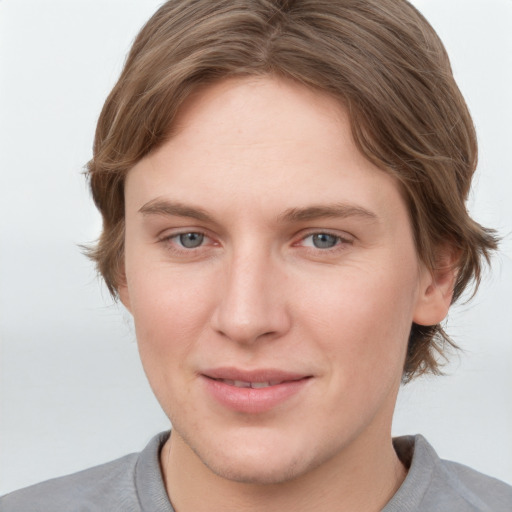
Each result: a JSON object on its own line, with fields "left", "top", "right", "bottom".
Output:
{"left": 120, "top": 77, "right": 454, "bottom": 512}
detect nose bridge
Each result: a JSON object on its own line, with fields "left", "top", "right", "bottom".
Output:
{"left": 211, "top": 240, "right": 289, "bottom": 344}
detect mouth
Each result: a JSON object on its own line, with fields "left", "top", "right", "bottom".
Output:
{"left": 201, "top": 368, "right": 312, "bottom": 413}
{"left": 208, "top": 377, "right": 306, "bottom": 389}
{"left": 202, "top": 367, "right": 311, "bottom": 386}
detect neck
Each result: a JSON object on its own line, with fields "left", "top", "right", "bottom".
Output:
{"left": 161, "top": 428, "right": 406, "bottom": 512}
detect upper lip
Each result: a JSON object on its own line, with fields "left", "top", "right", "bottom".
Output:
{"left": 201, "top": 367, "right": 311, "bottom": 384}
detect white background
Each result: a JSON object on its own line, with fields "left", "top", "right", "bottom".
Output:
{"left": 1, "top": 0, "right": 511, "bottom": 495}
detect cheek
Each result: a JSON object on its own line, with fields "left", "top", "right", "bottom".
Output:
{"left": 128, "top": 269, "right": 214, "bottom": 377}
{"left": 128, "top": 275, "right": 214, "bottom": 420}
{"left": 299, "top": 264, "right": 418, "bottom": 379}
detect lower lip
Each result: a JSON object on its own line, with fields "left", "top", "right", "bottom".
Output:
{"left": 202, "top": 376, "right": 311, "bottom": 414}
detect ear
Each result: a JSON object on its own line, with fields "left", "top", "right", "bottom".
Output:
{"left": 413, "top": 247, "right": 458, "bottom": 326}
{"left": 116, "top": 263, "right": 132, "bottom": 313}
{"left": 118, "top": 283, "right": 132, "bottom": 313}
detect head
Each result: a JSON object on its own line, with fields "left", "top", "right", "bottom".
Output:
{"left": 87, "top": 0, "right": 497, "bottom": 381}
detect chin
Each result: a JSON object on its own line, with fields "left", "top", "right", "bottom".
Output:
{"left": 183, "top": 426, "right": 330, "bottom": 486}
{"left": 201, "top": 449, "right": 310, "bottom": 485}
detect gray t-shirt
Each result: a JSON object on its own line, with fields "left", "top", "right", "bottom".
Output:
{"left": 1, "top": 432, "right": 511, "bottom": 511}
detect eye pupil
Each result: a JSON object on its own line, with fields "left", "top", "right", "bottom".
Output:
{"left": 179, "top": 232, "right": 204, "bottom": 248}
{"left": 312, "top": 233, "right": 338, "bottom": 249}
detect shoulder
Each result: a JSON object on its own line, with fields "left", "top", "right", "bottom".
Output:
{"left": 434, "top": 458, "right": 512, "bottom": 511}
{"left": 387, "top": 435, "right": 512, "bottom": 512}
{"left": 0, "top": 454, "right": 140, "bottom": 512}
{"left": 0, "top": 432, "right": 171, "bottom": 512}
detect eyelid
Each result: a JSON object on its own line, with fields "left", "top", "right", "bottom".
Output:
{"left": 157, "top": 226, "right": 209, "bottom": 241}
{"left": 157, "top": 228, "right": 219, "bottom": 252}
{"left": 292, "top": 229, "right": 355, "bottom": 255}
{"left": 296, "top": 229, "right": 354, "bottom": 244}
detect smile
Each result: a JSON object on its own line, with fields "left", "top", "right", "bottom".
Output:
{"left": 215, "top": 379, "right": 285, "bottom": 388}
{"left": 201, "top": 369, "right": 312, "bottom": 413}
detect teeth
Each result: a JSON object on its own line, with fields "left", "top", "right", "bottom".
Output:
{"left": 251, "top": 381, "right": 272, "bottom": 389}
{"left": 233, "top": 380, "right": 251, "bottom": 388}
{"left": 220, "top": 379, "right": 275, "bottom": 388}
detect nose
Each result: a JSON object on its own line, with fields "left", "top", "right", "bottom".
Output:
{"left": 210, "top": 247, "right": 291, "bottom": 345}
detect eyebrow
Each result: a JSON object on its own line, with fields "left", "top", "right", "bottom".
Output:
{"left": 139, "top": 198, "right": 379, "bottom": 225}
{"left": 139, "top": 199, "right": 214, "bottom": 222}
{"left": 278, "top": 204, "right": 379, "bottom": 223}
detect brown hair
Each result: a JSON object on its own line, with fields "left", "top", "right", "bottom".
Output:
{"left": 86, "top": 0, "right": 498, "bottom": 381}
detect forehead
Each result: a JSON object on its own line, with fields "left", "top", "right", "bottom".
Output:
{"left": 171, "top": 76, "right": 346, "bottom": 145}
{"left": 126, "top": 76, "right": 407, "bottom": 227}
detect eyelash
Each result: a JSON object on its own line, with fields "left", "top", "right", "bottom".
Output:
{"left": 297, "top": 231, "right": 353, "bottom": 251}
{"left": 158, "top": 229, "right": 353, "bottom": 256}
{"left": 158, "top": 231, "right": 216, "bottom": 255}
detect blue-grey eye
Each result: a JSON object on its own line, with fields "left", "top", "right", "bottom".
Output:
{"left": 179, "top": 232, "right": 204, "bottom": 248}
{"left": 311, "top": 233, "right": 339, "bottom": 249}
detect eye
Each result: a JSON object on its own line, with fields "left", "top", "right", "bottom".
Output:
{"left": 174, "top": 232, "right": 205, "bottom": 249}
{"left": 157, "top": 229, "right": 219, "bottom": 259}
{"left": 302, "top": 232, "right": 342, "bottom": 249}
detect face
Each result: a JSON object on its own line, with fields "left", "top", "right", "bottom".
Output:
{"left": 120, "top": 77, "right": 437, "bottom": 484}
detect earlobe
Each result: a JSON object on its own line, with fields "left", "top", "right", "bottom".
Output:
{"left": 118, "top": 283, "right": 132, "bottom": 313}
{"left": 413, "top": 253, "right": 458, "bottom": 326}
{"left": 117, "top": 264, "right": 132, "bottom": 313}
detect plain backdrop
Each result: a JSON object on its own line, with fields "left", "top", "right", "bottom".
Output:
{"left": 1, "top": 0, "right": 511, "bottom": 495}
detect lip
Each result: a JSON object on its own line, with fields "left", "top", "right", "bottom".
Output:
{"left": 201, "top": 367, "right": 312, "bottom": 414}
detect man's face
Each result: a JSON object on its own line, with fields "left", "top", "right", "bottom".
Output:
{"left": 121, "top": 77, "right": 434, "bottom": 484}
